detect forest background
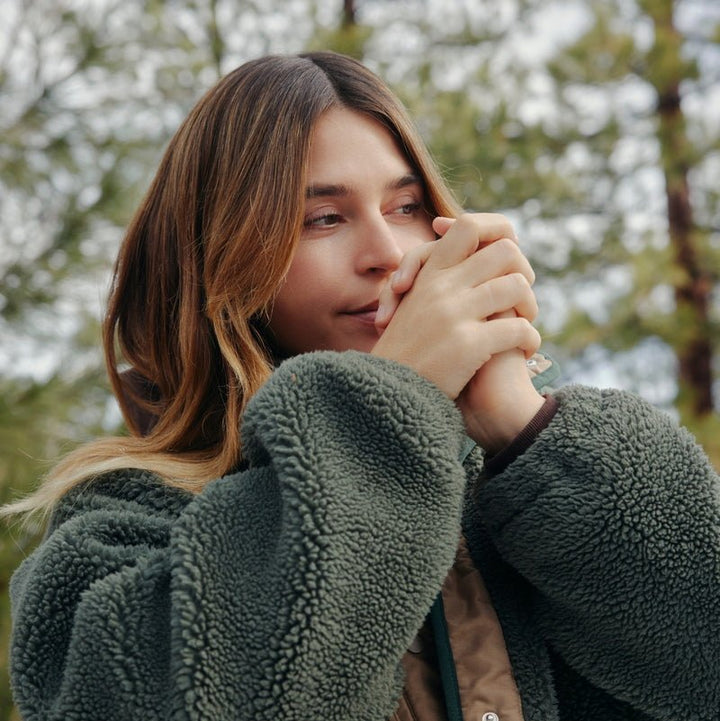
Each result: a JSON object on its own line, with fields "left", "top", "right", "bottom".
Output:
{"left": 1, "top": 0, "right": 718, "bottom": 716}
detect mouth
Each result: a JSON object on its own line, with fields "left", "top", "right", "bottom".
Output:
{"left": 342, "top": 300, "right": 379, "bottom": 325}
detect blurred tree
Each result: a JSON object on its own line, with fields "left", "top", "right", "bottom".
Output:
{"left": 0, "top": 1, "right": 316, "bottom": 716}
{"left": 641, "top": 0, "right": 715, "bottom": 420}
{"left": 352, "top": 0, "right": 720, "bottom": 458}
{"left": 537, "top": 0, "right": 720, "bottom": 453}
{"left": 0, "top": 366, "right": 112, "bottom": 719}
{"left": 1, "top": 0, "right": 719, "bottom": 717}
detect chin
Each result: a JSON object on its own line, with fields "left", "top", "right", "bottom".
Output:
{"left": 308, "top": 327, "right": 378, "bottom": 354}
{"left": 345, "top": 336, "right": 377, "bottom": 354}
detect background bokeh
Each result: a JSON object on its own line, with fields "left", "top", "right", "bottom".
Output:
{"left": 1, "top": 0, "right": 719, "bottom": 716}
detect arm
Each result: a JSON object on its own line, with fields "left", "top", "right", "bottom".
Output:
{"left": 468, "top": 385, "right": 720, "bottom": 720}
{"left": 11, "top": 351, "right": 469, "bottom": 721}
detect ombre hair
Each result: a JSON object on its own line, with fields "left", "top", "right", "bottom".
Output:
{"left": 7, "top": 51, "right": 461, "bottom": 518}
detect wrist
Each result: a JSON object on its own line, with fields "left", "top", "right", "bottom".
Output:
{"left": 483, "top": 395, "right": 559, "bottom": 475}
{"left": 463, "top": 388, "right": 545, "bottom": 454}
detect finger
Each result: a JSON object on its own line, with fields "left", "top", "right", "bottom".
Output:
{"left": 375, "top": 280, "right": 400, "bottom": 329}
{"left": 425, "top": 213, "right": 518, "bottom": 270}
{"left": 391, "top": 242, "right": 435, "bottom": 292}
{"left": 432, "top": 214, "right": 518, "bottom": 244}
{"left": 455, "top": 236, "right": 536, "bottom": 288}
{"left": 468, "top": 273, "right": 538, "bottom": 323}
{"left": 477, "top": 317, "right": 542, "bottom": 359}
{"left": 376, "top": 242, "right": 436, "bottom": 329}
{"left": 432, "top": 216, "right": 455, "bottom": 237}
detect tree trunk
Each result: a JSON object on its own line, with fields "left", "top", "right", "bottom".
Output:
{"left": 342, "top": 0, "right": 356, "bottom": 27}
{"left": 648, "top": 0, "right": 713, "bottom": 417}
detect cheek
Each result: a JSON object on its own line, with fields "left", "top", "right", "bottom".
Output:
{"left": 271, "top": 246, "right": 341, "bottom": 322}
{"left": 280, "top": 247, "right": 335, "bottom": 304}
{"left": 403, "top": 217, "right": 436, "bottom": 248}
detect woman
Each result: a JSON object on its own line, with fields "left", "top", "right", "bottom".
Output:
{"left": 7, "top": 52, "right": 719, "bottom": 721}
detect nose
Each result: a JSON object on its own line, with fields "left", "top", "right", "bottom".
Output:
{"left": 355, "top": 216, "right": 404, "bottom": 275}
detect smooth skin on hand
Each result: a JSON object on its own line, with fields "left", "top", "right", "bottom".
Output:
{"left": 373, "top": 213, "right": 545, "bottom": 453}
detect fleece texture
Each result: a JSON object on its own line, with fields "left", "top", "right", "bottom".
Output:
{"left": 464, "top": 385, "right": 720, "bottom": 721}
{"left": 9, "top": 352, "right": 720, "bottom": 720}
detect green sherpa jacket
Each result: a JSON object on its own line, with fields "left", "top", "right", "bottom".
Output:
{"left": 9, "top": 351, "right": 720, "bottom": 720}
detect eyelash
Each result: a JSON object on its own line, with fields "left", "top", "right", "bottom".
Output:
{"left": 303, "top": 202, "right": 423, "bottom": 229}
{"left": 393, "top": 201, "right": 422, "bottom": 216}
{"left": 304, "top": 213, "right": 343, "bottom": 228}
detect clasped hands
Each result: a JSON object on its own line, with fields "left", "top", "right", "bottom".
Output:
{"left": 371, "top": 213, "right": 545, "bottom": 453}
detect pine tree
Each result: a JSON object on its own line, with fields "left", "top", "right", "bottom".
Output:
{"left": 363, "top": 0, "right": 720, "bottom": 460}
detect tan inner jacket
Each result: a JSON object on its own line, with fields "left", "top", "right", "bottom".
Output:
{"left": 391, "top": 539, "right": 524, "bottom": 721}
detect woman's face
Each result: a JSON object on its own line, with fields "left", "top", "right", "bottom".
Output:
{"left": 268, "top": 107, "right": 435, "bottom": 356}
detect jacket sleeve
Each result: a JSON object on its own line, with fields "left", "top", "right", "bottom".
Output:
{"left": 468, "top": 384, "right": 720, "bottom": 721}
{"left": 10, "top": 351, "right": 469, "bottom": 721}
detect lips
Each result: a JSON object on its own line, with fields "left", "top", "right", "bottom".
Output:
{"left": 346, "top": 301, "right": 379, "bottom": 314}
{"left": 342, "top": 300, "right": 379, "bottom": 324}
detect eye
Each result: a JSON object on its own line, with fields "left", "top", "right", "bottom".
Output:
{"left": 387, "top": 201, "right": 423, "bottom": 218}
{"left": 304, "top": 212, "right": 344, "bottom": 229}
{"left": 396, "top": 202, "right": 422, "bottom": 215}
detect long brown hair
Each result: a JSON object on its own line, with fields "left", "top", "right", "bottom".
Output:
{"left": 7, "top": 52, "right": 460, "bottom": 517}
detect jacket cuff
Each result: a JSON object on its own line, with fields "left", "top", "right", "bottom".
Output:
{"left": 483, "top": 395, "right": 559, "bottom": 476}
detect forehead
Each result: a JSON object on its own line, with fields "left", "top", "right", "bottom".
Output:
{"left": 307, "top": 108, "right": 414, "bottom": 182}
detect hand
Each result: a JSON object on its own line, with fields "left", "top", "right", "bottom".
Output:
{"left": 457, "top": 330, "right": 545, "bottom": 453}
{"left": 374, "top": 214, "right": 544, "bottom": 452}
{"left": 371, "top": 213, "right": 540, "bottom": 403}
{"left": 375, "top": 216, "right": 515, "bottom": 329}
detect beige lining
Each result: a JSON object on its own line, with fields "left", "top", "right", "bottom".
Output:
{"left": 394, "top": 539, "right": 524, "bottom": 721}
{"left": 441, "top": 539, "right": 524, "bottom": 721}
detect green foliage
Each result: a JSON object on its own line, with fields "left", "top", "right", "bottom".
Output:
{"left": 0, "top": 363, "right": 122, "bottom": 720}
{"left": 0, "top": 2, "right": 279, "bottom": 715}
{"left": 308, "top": 18, "right": 372, "bottom": 58}
{"left": 394, "top": 0, "right": 718, "bottom": 432}
{"left": 1, "top": 0, "right": 718, "bottom": 717}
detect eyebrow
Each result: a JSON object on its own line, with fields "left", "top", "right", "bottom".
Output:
{"left": 305, "top": 173, "right": 423, "bottom": 199}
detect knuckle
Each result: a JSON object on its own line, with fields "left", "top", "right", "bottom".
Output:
{"left": 487, "top": 213, "right": 515, "bottom": 238}
{"left": 490, "top": 211, "right": 510, "bottom": 223}
{"left": 510, "top": 271, "right": 529, "bottom": 289}
{"left": 454, "top": 213, "right": 478, "bottom": 232}
{"left": 477, "top": 282, "right": 497, "bottom": 311}
{"left": 479, "top": 211, "right": 510, "bottom": 225}
{"left": 496, "top": 236, "right": 521, "bottom": 256}
{"left": 514, "top": 316, "right": 533, "bottom": 335}
{"left": 456, "top": 213, "right": 518, "bottom": 245}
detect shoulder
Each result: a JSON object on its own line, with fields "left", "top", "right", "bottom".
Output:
{"left": 47, "top": 469, "right": 193, "bottom": 535}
